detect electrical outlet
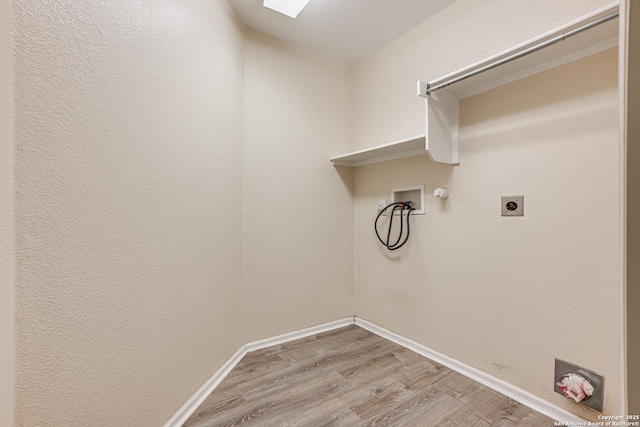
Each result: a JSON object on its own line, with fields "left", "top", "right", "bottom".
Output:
{"left": 501, "top": 195, "right": 524, "bottom": 216}
{"left": 554, "top": 358, "right": 604, "bottom": 412}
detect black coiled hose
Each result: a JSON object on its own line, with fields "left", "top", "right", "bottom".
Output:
{"left": 374, "top": 202, "right": 415, "bottom": 251}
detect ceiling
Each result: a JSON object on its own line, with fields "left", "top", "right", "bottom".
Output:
{"left": 226, "top": 0, "right": 458, "bottom": 63}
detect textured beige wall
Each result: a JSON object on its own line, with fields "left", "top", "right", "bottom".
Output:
{"left": 13, "top": 0, "right": 245, "bottom": 425}
{"left": 626, "top": 0, "right": 640, "bottom": 415}
{"left": 243, "top": 30, "right": 354, "bottom": 341}
{"left": 353, "top": 0, "right": 621, "bottom": 419}
{"left": 0, "top": 0, "right": 15, "bottom": 424}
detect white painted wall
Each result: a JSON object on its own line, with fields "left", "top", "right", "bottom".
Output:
{"left": 0, "top": 0, "right": 15, "bottom": 425}
{"left": 12, "top": 0, "right": 245, "bottom": 425}
{"left": 243, "top": 30, "right": 354, "bottom": 341}
{"left": 353, "top": 0, "right": 621, "bottom": 420}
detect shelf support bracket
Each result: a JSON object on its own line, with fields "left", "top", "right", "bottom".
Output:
{"left": 417, "top": 81, "right": 459, "bottom": 165}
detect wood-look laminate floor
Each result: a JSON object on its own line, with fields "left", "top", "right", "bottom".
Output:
{"left": 184, "top": 325, "right": 554, "bottom": 427}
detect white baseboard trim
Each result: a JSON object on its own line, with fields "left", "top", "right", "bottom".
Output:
{"left": 163, "top": 345, "right": 247, "bottom": 427}
{"left": 164, "top": 317, "right": 355, "bottom": 426}
{"left": 354, "top": 316, "right": 587, "bottom": 424}
{"left": 245, "top": 317, "right": 355, "bottom": 352}
{"left": 166, "top": 315, "right": 586, "bottom": 426}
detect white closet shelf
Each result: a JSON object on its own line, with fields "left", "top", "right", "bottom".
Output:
{"left": 330, "top": 134, "right": 427, "bottom": 167}
{"left": 413, "top": 3, "right": 618, "bottom": 166}
{"left": 331, "top": 2, "right": 618, "bottom": 168}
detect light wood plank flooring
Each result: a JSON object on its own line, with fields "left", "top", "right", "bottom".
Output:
{"left": 184, "top": 325, "right": 554, "bottom": 426}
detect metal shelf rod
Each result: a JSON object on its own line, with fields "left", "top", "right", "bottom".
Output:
{"left": 425, "top": 11, "right": 619, "bottom": 95}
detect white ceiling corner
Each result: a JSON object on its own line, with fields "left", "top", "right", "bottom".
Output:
{"left": 226, "top": 0, "right": 458, "bottom": 63}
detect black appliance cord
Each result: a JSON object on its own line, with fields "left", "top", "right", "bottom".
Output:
{"left": 374, "top": 202, "right": 415, "bottom": 251}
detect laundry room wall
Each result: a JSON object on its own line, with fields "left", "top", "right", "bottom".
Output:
{"left": 243, "top": 29, "right": 354, "bottom": 342}
{"left": 12, "top": 0, "right": 246, "bottom": 425}
{"left": 352, "top": 0, "right": 621, "bottom": 419}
